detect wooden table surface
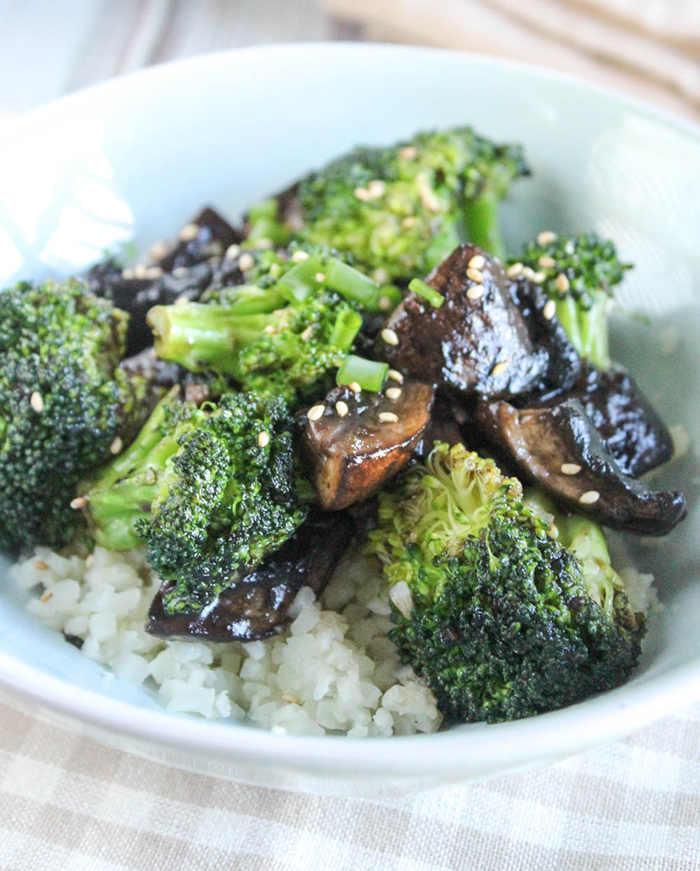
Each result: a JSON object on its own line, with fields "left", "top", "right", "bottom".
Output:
{"left": 0, "top": 0, "right": 362, "bottom": 121}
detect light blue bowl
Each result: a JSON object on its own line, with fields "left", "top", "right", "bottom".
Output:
{"left": 0, "top": 44, "right": 698, "bottom": 794}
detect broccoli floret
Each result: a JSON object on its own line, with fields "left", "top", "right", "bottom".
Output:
{"left": 82, "top": 391, "right": 308, "bottom": 615}
{"left": 278, "top": 127, "right": 528, "bottom": 280}
{"left": 367, "top": 443, "right": 644, "bottom": 724}
{"left": 0, "top": 279, "right": 146, "bottom": 553}
{"left": 149, "top": 263, "right": 364, "bottom": 406}
{"left": 508, "top": 232, "right": 631, "bottom": 368}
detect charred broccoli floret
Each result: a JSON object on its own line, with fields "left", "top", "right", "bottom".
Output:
{"left": 0, "top": 279, "right": 146, "bottom": 553}
{"left": 148, "top": 253, "right": 374, "bottom": 407}
{"left": 508, "top": 232, "right": 631, "bottom": 368}
{"left": 367, "top": 443, "right": 644, "bottom": 724}
{"left": 82, "top": 390, "right": 308, "bottom": 615}
{"left": 268, "top": 127, "right": 529, "bottom": 280}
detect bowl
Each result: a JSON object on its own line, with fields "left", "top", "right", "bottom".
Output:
{"left": 0, "top": 43, "right": 699, "bottom": 796}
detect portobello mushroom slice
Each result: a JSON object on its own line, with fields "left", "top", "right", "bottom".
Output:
{"left": 539, "top": 362, "right": 674, "bottom": 477}
{"left": 477, "top": 398, "right": 686, "bottom": 535}
{"left": 376, "top": 244, "right": 578, "bottom": 399}
{"left": 146, "top": 510, "right": 353, "bottom": 642}
{"left": 300, "top": 381, "right": 434, "bottom": 510}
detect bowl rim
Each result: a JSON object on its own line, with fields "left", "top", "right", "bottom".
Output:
{"left": 1, "top": 40, "right": 699, "bottom": 777}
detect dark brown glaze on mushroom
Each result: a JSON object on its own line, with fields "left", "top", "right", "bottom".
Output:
{"left": 157, "top": 207, "right": 242, "bottom": 273}
{"left": 300, "top": 381, "right": 434, "bottom": 510}
{"left": 477, "top": 398, "right": 686, "bottom": 535}
{"left": 376, "top": 244, "right": 579, "bottom": 400}
{"left": 538, "top": 362, "right": 674, "bottom": 477}
{"left": 146, "top": 510, "right": 354, "bottom": 642}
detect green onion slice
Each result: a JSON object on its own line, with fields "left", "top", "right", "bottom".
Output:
{"left": 408, "top": 278, "right": 444, "bottom": 308}
{"left": 336, "top": 355, "right": 389, "bottom": 393}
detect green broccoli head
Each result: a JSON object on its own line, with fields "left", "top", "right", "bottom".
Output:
{"left": 288, "top": 127, "right": 529, "bottom": 278}
{"left": 82, "top": 390, "right": 308, "bottom": 615}
{"left": 149, "top": 252, "right": 368, "bottom": 408}
{"left": 367, "top": 443, "right": 644, "bottom": 724}
{"left": 0, "top": 279, "right": 145, "bottom": 552}
{"left": 508, "top": 232, "right": 631, "bottom": 368}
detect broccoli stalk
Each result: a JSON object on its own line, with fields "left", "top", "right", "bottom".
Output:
{"left": 508, "top": 232, "right": 631, "bottom": 368}
{"left": 367, "top": 443, "right": 644, "bottom": 724}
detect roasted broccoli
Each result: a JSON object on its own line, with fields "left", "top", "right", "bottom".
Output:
{"left": 508, "top": 232, "right": 631, "bottom": 368}
{"left": 82, "top": 390, "right": 308, "bottom": 614}
{"left": 258, "top": 127, "right": 529, "bottom": 281}
{"left": 367, "top": 443, "right": 644, "bottom": 724}
{"left": 0, "top": 279, "right": 147, "bottom": 553}
{"left": 148, "top": 253, "right": 372, "bottom": 407}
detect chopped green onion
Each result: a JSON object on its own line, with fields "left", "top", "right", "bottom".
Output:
{"left": 222, "top": 284, "right": 289, "bottom": 315}
{"left": 276, "top": 256, "right": 324, "bottom": 302}
{"left": 244, "top": 198, "right": 291, "bottom": 247}
{"left": 337, "top": 355, "right": 389, "bottom": 393}
{"left": 376, "top": 285, "right": 403, "bottom": 312}
{"left": 408, "top": 278, "right": 444, "bottom": 308}
{"left": 324, "top": 258, "right": 379, "bottom": 308}
{"left": 331, "top": 310, "right": 363, "bottom": 350}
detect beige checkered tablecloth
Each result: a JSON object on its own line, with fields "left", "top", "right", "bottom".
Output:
{"left": 1, "top": 687, "right": 699, "bottom": 870}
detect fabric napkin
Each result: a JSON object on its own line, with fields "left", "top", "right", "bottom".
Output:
{"left": 319, "top": 0, "right": 700, "bottom": 120}
{"left": 1, "top": 687, "right": 700, "bottom": 869}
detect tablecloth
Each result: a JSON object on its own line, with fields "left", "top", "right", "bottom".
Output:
{"left": 1, "top": 688, "right": 700, "bottom": 870}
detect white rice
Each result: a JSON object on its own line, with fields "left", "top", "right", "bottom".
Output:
{"left": 12, "top": 541, "right": 657, "bottom": 737}
{"left": 11, "top": 546, "right": 441, "bottom": 737}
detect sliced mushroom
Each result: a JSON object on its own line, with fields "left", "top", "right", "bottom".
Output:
{"left": 300, "top": 381, "right": 434, "bottom": 510}
{"left": 477, "top": 398, "right": 686, "bottom": 535}
{"left": 157, "top": 206, "right": 241, "bottom": 272}
{"left": 376, "top": 244, "right": 569, "bottom": 399}
{"left": 146, "top": 510, "right": 353, "bottom": 642}
{"left": 539, "top": 362, "right": 674, "bottom": 477}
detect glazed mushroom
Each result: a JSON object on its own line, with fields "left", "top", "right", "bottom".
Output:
{"left": 477, "top": 397, "right": 686, "bottom": 535}
{"left": 146, "top": 510, "right": 353, "bottom": 642}
{"left": 300, "top": 381, "right": 435, "bottom": 510}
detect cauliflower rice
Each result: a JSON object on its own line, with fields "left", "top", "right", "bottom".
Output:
{"left": 11, "top": 546, "right": 441, "bottom": 737}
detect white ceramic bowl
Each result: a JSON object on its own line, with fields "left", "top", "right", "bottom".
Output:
{"left": 1, "top": 44, "right": 699, "bottom": 796}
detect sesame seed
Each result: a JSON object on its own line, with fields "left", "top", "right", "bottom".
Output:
{"left": 349, "top": 381, "right": 362, "bottom": 393}
{"left": 41, "top": 592, "right": 53, "bottom": 603}
{"left": 263, "top": 324, "right": 277, "bottom": 334}
{"left": 121, "top": 268, "right": 135, "bottom": 280}
{"left": 506, "top": 262, "right": 523, "bottom": 278}
{"left": 466, "top": 286, "right": 484, "bottom": 301}
{"left": 379, "top": 412, "right": 399, "bottom": 423}
{"left": 538, "top": 256, "right": 556, "bottom": 269}
{"left": 315, "top": 272, "right": 326, "bottom": 283}
{"left": 387, "top": 369, "right": 404, "bottom": 384}
{"left": 421, "top": 191, "right": 440, "bottom": 212}
{"left": 258, "top": 431, "right": 270, "bottom": 447}
{"left": 543, "top": 299, "right": 557, "bottom": 320}
{"left": 109, "top": 436, "right": 123, "bottom": 455}
{"left": 400, "top": 146, "right": 417, "bottom": 160}
{"left": 307, "top": 404, "right": 325, "bottom": 421}
{"left": 70, "top": 496, "right": 88, "bottom": 510}
{"left": 134, "top": 264, "right": 148, "bottom": 279}
{"left": 531, "top": 271, "right": 546, "bottom": 284}
{"left": 225, "top": 243, "right": 241, "bottom": 260}
{"left": 145, "top": 266, "right": 163, "bottom": 280}
{"left": 179, "top": 222, "right": 199, "bottom": 242}
{"left": 381, "top": 328, "right": 399, "bottom": 346}
{"left": 402, "top": 216, "right": 416, "bottom": 229}
{"left": 373, "top": 267, "right": 389, "bottom": 285}
{"left": 522, "top": 266, "right": 536, "bottom": 280}
{"left": 378, "top": 296, "right": 392, "bottom": 311}
{"left": 354, "top": 186, "right": 372, "bottom": 202}
{"left": 454, "top": 408, "right": 468, "bottom": 424}
{"left": 292, "top": 250, "right": 309, "bottom": 263}
{"left": 30, "top": 392, "right": 44, "bottom": 412}
{"left": 282, "top": 693, "right": 300, "bottom": 704}
{"left": 85, "top": 554, "right": 94, "bottom": 569}
{"left": 549, "top": 523, "right": 559, "bottom": 539}
{"left": 579, "top": 490, "right": 601, "bottom": 505}
{"left": 492, "top": 362, "right": 507, "bottom": 376}
{"left": 33, "top": 559, "right": 49, "bottom": 571}
{"left": 238, "top": 253, "right": 254, "bottom": 271}
{"left": 300, "top": 325, "right": 314, "bottom": 341}
{"left": 269, "top": 263, "right": 282, "bottom": 278}
{"left": 385, "top": 387, "right": 402, "bottom": 400}
{"left": 556, "top": 273, "right": 570, "bottom": 292}
{"left": 537, "top": 230, "right": 557, "bottom": 246}
{"left": 172, "top": 266, "right": 188, "bottom": 278}
{"left": 335, "top": 401, "right": 349, "bottom": 417}
{"left": 368, "top": 179, "right": 386, "bottom": 198}
{"left": 149, "top": 240, "right": 169, "bottom": 260}
{"left": 466, "top": 267, "right": 484, "bottom": 284}
{"left": 561, "top": 463, "right": 582, "bottom": 475}
{"left": 256, "top": 237, "right": 273, "bottom": 249}
{"left": 468, "top": 254, "right": 485, "bottom": 270}
{"left": 174, "top": 295, "right": 189, "bottom": 306}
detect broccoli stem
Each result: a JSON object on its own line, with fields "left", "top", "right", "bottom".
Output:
{"left": 554, "top": 290, "right": 610, "bottom": 368}
{"left": 148, "top": 304, "right": 276, "bottom": 376}
{"left": 462, "top": 186, "right": 505, "bottom": 260}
